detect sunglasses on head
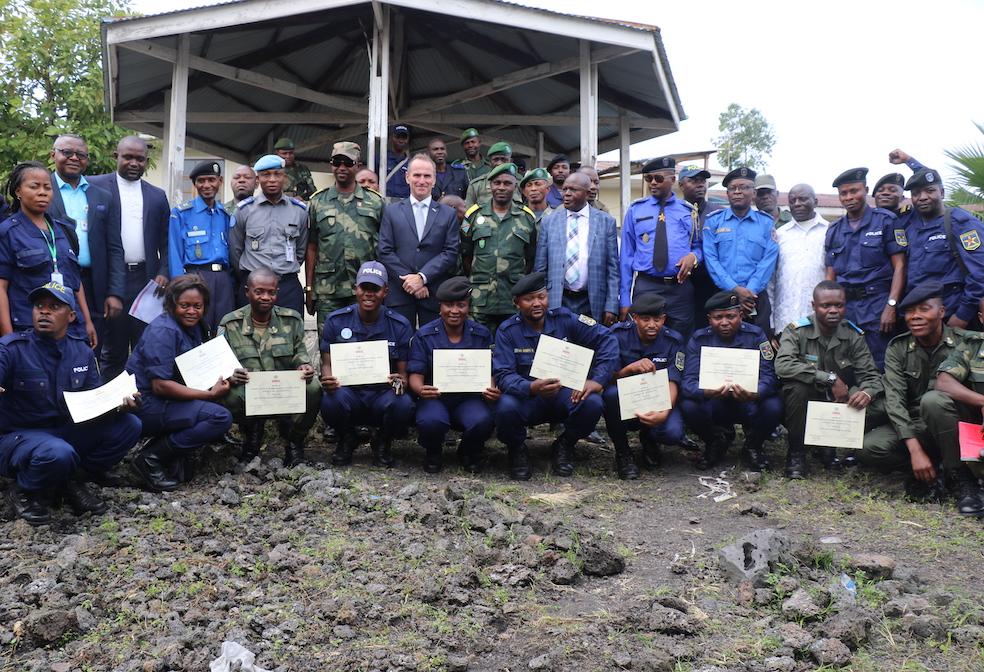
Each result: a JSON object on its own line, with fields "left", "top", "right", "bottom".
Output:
{"left": 331, "top": 156, "right": 356, "bottom": 167}
{"left": 643, "top": 173, "right": 667, "bottom": 183}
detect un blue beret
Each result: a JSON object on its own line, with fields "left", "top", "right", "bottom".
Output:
{"left": 253, "top": 154, "right": 286, "bottom": 172}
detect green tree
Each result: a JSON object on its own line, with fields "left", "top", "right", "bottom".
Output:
{"left": 945, "top": 122, "right": 984, "bottom": 221}
{"left": 0, "top": 0, "right": 132, "bottom": 178}
{"left": 713, "top": 103, "right": 776, "bottom": 172}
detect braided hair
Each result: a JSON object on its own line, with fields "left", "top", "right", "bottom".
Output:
{"left": 4, "top": 161, "right": 50, "bottom": 213}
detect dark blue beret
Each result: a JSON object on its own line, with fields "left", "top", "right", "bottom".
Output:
{"left": 722, "top": 166, "right": 756, "bottom": 187}
{"left": 832, "top": 167, "right": 868, "bottom": 188}
{"left": 904, "top": 168, "right": 942, "bottom": 192}
{"left": 642, "top": 156, "right": 676, "bottom": 173}
{"left": 435, "top": 276, "right": 472, "bottom": 302}
{"left": 873, "top": 173, "right": 905, "bottom": 193}
{"left": 704, "top": 291, "right": 741, "bottom": 312}
{"left": 511, "top": 272, "right": 547, "bottom": 297}
{"left": 629, "top": 293, "right": 667, "bottom": 316}
{"left": 898, "top": 281, "right": 944, "bottom": 311}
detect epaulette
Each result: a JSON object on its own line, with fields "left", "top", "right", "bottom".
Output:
{"left": 465, "top": 203, "right": 481, "bottom": 218}
{"left": 238, "top": 196, "right": 256, "bottom": 208}
{"left": 451, "top": 160, "right": 466, "bottom": 168}
{"left": 309, "top": 186, "right": 329, "bottom": 200}
{"left": 0, "top": 331, "right": 30, "bottom": 345}
{"left": 521, "top": 205, "right": 537, "bottom": 220}
{"left": 289, "top": 197, "right": 307, "bottom": 210}
{"left": 662, "top": 326, "right": 684, "bottom": 343}
{"left": 898, "top": 203, "right": 911, "bottom": 214}
{"left": 364, "top": 187, "right": 383, "bottom": 199}
{"left": 955, "top": 328, "right": 984, "bottom": 340}
{"left": 218, "top": 306, "right": 248, "bottom": 326}
{"left": 274, "top": 305, "right": 303, "bottom": 321}
{"left": 845, "top": 320, "right": 864, "bottom": 334}
{"left": 630, "top": 196, "right": 650, "bottom": 206}
{"left": 177, "top": 200, "right": 194, "bottom": 211}
{"left": 794, "top": 317, "right": 812, "bottom": 328}
{"left": 577, "top": 313, "right": 597, "bottom": 326}
{"left": 887, "top": 331, "right": 913, "bottom": 348}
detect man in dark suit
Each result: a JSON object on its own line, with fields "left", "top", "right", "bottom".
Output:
{"left": 88, "top": 135, "right": 171, "bottom": 378}
{"left": 534, "top": 172, "right": 619, "bottom": 326}
{"left": 377, "top": 153, "right": 460, "bottom": 327}
{"left": 46, "top": 134, "right": 121, "bottom": 355}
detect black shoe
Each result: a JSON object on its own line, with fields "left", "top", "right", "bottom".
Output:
{"left": 239, "top": 420, "right": 264, "bottom": 462}
{"left": 423, "top": 445, "right": 442, "bottom": 473}
{"left": 584, "top": 430, "right": 607, "bottom": 445}
{"left": 284, "top": 438, "right": 306, "bottom": 468}
{"left": 639, "top": 433, "right": 662, "bottom": 471}
{"left": 948, "top": 468, "right": 984, "bottom": 517}
{"left": 130, "top": 436, "right": 180, "bottom": 492}
{"left": 816, "top": 446, "right": 841, "bottom": 470}
{"left": 741, "top": 441, "right": 770, "bottom": 472}
{"left": 78, "top": 466, "right": 129, "bottom": 488}
{"left": 323, "top": 426, "right": 337, "bottom": 443}
{"left": 551, "top": 434, "right": 576, "bottom": 477}
{"left": 457, "top": 440, "right": 482, "bottom": 474}
{"left": 277, "top": 418, "right": 293, "bottom": 440}
{"left": 223, "top": 430, "right": 243, "bottom": 447}
{"left": 332, "top": 432, "right": 357, "bottom": 466}
{"left": 785, "top": 450, "right": 808, "bottom": 479}
{"left": 905, "top": 475, "right": 946, "bottom": 502}
{"left": 11, "top": 488, "right": 50, "bottom": 526}
{"left": 678, "top": 436, "right": 700, "bottom": 451}
{"left": 371, "top": 432, "right": 395, "bottom": 468}
{"left": 509, "top": 444, "right": 531, "bottom": 480}
{"left": 614, "top": 446, "right": 639, "bottom": 480}
{"left": 697, "top": 437, "right": 726, "bottom": 471}
{"left": 65, "top": 480, "right": 108, "bottom": 516}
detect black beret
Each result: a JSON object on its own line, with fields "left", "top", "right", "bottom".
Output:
{"left": 435, "top": 276, "right": 471, "bottom": 302}
{"left": 904, "top": 168, "right": 942, "bottom": 192}
{"left": 831, "top": 167, "right": 868, "bottom": 188}
{"left": 641, "top": 156, "right": 675, "bottom": 173}
{"left": 722, "top": 166, "right": 756, "bottom": 188}
{"left": 704, "top": 290, "right": 741, "bottom": 312}
{"left": 629, "top": 293, "right": 667, "bottom": 316}
{"left": 872, "top": 173, "right": 905, "bottom": 193}
{"left": 898, "top": 281, "right": 944, "bottom": 311}
{"left": 189, "top": 161, "right": 221, "bottom": 181}
{"left": 547, "top": 154, "right": 570, "bottom": 169}
{"left": 511, "top": 271, "right": 547, "bottom": 297}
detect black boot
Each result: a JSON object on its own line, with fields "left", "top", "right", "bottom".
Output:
{"left": 240, "top": 420, "right": 264, "bottom": 462}
{"left": 130, "top": 436, "right": 180, "bottom": 492}
{"left": 947, "top": 467, "right": 984, "bottom": 517}
{"left": 741, "top": 435, "right": 770, "bottom": 472}
{"left": 551, "top": 433, "right": 577, "bottom": 477}
{"left": 284, "top": 436, "right": 306, "bottom": 468}
{"left": 371, "top": 430, "right": 395, "bottom": 468}
{"left": 614, "top": 442, "right": 639, "bottom": 480}
{"left": 697, "top": 430, "right": 728, "bottom": 471}
{"left": 509, "top": 444, "right": 531, "bottom": 480}
{"left": 639, "top": 432, "right": 661, "bottom": 472}
{"left": 423, "top": 444, "right": 442, "bottom": 473}
{"left": 457, "top": 440, "right": 482, "bottom": 474}
{"left": 785, "top": 449, "right": 808, "bottom": 479}
{"left": 816, "top": 446, "right": 841, "bottom": 470}
{"left": 277, "top": 418, "right": 293, "bottom": 440}
{"left": 332, "top": 431, "right": 357, "bottom": 466}
{"left": 11, "top": 487, "right": 50, "bottom": 526}
{"left": 65, "top": 477, "right": 108, "bottom": 516}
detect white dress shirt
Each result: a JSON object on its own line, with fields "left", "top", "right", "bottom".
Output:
{"left": 768, "top": 213, "right": 829, "bottom": 331}
{"left": 117, "top": 174, "right": 145, "bottom": 263}
{"left": 564, "top": 204, "right": 590, "bottom": 291}
{"left": 409, "top": 195, "right": 431, "bottom": 240}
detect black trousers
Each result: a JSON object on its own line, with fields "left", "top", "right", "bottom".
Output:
{"left": 389, "top": 302, "right": 439, "bottom": 330}
{"left": 100, "top": 265, "right": 152, "bottom": 380}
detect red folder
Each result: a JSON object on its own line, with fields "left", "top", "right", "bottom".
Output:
{"left": 957, "top": 422, "right": 984, "bottom": 462}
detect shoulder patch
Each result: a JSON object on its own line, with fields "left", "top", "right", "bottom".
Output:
{"left": 959, "top": 230, "right": 981, "bottom": 251}
{"left": 465, "top": 203, "right": 481, "bottom": 218}
{"left": 845, "top": 320, "right": 864, "bottom": 334}
{"left": 289, "top": 197, "right": 308, "bottom": 210}
{"left": 522, "top": 206, "right": 537, "bottom": 220}
{"left": 794, "top": 317, "right": 812, "bottom": 328}
{"left": 898, "top": 203, "right": 911, "bottom": 214}
{"left": 759, "top": 341, "right": 775, "bottom": 360}
{"left": 178, "top": 200, "right": 194, "bottom": 211}
{"left": 577, "top": 314, "right": 597, "bottom": 326}
{"left": 675, "top": 351, "right": 685, "bottom": 371}
{"left": 894, "top": 229, "right": 908, "bottom": 246}
{"left": 238, "top": 196, "right": 255, "bottom": 207}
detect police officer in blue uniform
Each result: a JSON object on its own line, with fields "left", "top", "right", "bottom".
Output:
{"left": 872, "top": 173, "right": 910, "bottom": 219}
{"left": 493, "top": 272, "right": 618, "bottom": 480}
{"left": 680, "top": 291, "right": 782, "bottom": 471}
{"left": 602, "top": 293, "right": 686, "bottom": 480}
{"left": 126, "top": 274, "right": 238, "bottom": 491}
{"left": 619, "top": 156, "right": 701, "bottom": 338}
{"left": 167, "top": 161, "right": 235, "bottom": 332}
{"left": 385, "top": 125, "right": 412, "bottom": 200}
{"left": 0, "top": 282, "right": 141, "bottom": 525}
{"left": 320, "top": 261, "right": 414, "bottom": 467}
{"left": 702, "top": 167, "right": 779, "bottom": 335}
{"left": 408, "top": 276, "right": 499, "bottom": 473}
{"left": 824, "top": 167, "right": 906, "bottom": 370}
{"left": 902, "top": 167, "right": 984, "bottom": 328}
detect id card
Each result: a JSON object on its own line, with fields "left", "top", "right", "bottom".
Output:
{"left": 285, "top": 240, "right": 296, "bottom": 263}
{"left": 51, "top": 272, "right": 64, "bottom": 284}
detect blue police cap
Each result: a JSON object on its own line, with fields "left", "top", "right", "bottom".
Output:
{"left": 356, "top": 260, "right": 387, "bottom": 287}
{"left": 722, "top": 166, "right": 757, "bottom": 188}
{"left": 832, "top": 167, "right": 868, "bottom": 188}
{"left": 511, "top": 272, "right": 547, "bottom": 297}
{"left": 679, "top": 165, "right": 711, "bottom": 180}
{"left": 704, "top": 291, "right": 741, "bottom": 313}
{"left": 435, "top": 276, "right": 471, "bottom": 302}
{"left": 873, "top": 172, "right": 905, "bottom": 193}
{"left": 904, "top": 168, "right": 942, "bottom": 192}
{"left": 898, "top": 282, "right": 944, "bottom": 311}
{"left": 29, "top": 281, "right": 77, "bottom": 311}
{"left": 642, "top": 156, "right": 676, "bottom": 173}
{"left": 253, "top": 154, "right": 286, "bottom": 172}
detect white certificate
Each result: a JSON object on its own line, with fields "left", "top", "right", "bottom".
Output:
{"left": 330, "top": 340, "right": 391, "bottom": 386}
{"left": 128, "top": 280, "right": 165, "bottom": 324}
{"left": 433, "top": 349, "right": 491, "bottom": 393}
{"left": 175, "top": 337, "right": 243, "bottom": 391}
{"left": 245, "top": 370, "right": 307, "bottom": 416}
{"left": 805, "top": 401, "right": 866, "bottom": 450}
{"left": 529, "top": 334, "right": 594, "bottom": 391}
{"left": 63, "top": 371, "right": 138, "bottom": 423}
{"left": 698, "top": 346, "right": 760, "bottom": 391}
{"left": 616, "top": 369, "right": 672, "bottom": 420}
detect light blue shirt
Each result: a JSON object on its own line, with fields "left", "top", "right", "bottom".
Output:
{"left": 55, "top": 173, "right": 90, "bottom": 267}
{"left": 702, "top": 207, "right": 778, "bottom": 295}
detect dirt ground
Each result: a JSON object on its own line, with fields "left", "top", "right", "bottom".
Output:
{"left": 1, "top": 422, "right": 983, "bottom": 672}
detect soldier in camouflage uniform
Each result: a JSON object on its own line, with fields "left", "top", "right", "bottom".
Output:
{"left": 220, "top": 268, "right": 321, "bottom": 467}
{"left": 275, "top": 137, "right": 316, "bottom": 201}
{"left": 464, "top": 142, "right": 523, "bottom": 208}
{"left": 305, "top": 142, "right": 385, "bottom": 334}
{"left": 460, "top": 163, "right": 537, "bottom": 331}
{"left": 455, "top": 127, "right": 490, "bottom": 182}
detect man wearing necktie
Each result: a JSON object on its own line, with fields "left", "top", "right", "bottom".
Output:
{"left": 619, "top": 156, "right": 701, "bottom": 338}
{"left": 377, "top": 154, "right": 460, "bottom": 327}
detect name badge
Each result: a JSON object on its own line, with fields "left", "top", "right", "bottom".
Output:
{"left": 284, "top": 241, "right": 296, "bottom": 263}
{"left": 187, "top": 229, "right": 207, "bottom": 238}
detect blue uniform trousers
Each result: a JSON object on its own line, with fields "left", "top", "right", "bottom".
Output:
{"left": 416, "top": 396, "right": 494, "bottom": 451}
{"left": 496, "top": 390, "right": 603, "bottom": 449}
{"left": 138, "top": 397, "right": 233, "bottom": 452}
{"left": 320, "top": 387, "right": 413, "bottom": 435}
{"left": 601, "top": 386, "right": 685, "bottom": 449}
{"left": 679, "top": 396, "right": 782, "bottom": 442}
{"left": 845, "top": 293, "right": 892, "bottom": 370}
{"left": 0, "top": 414, "right": 142, "bottom": 491}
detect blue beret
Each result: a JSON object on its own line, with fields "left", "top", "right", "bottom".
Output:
{"left": 898, "top": 282, "right": 944, "bottom": 311}
{"left": 547, "top": 154, "right": 570, "bottom": 169}
{"left": 511, "top": 272, "right": 547, "bottom": 297}
{"left": 904, "top": 168, "right": 942, "bottom": 192}
{"left": 253, "top": 154, "right": 286, "bottom": 172}
{"left": 704, "top": 291, "right": 741, "bottom": 312}
{"left": 722, "top": 167, "right": 756, "bottom": 187}
{"left": 832, "top": 167, "right": 868, "bottom": 188}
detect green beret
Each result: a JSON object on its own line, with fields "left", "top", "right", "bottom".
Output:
{"left": 487, "top": 141, "right": 512, "bottom": 158}
{"left": 520, "top": 167, "right": 550, "bottom": 188}
{"left": 704, "top": 291, "right": 741, "bottom": 313}
{"left": 435, "top": 276, "right": 472, "bottom": 302}
{"left": 629, "top": 293, "right": 666, "bottom": 316}
{"left": 511, "top": 271, "right": 547, "bottom": 297}
{"left": 460, "top": 128, "right": 480, "bottom": 144}
{"left": 487, "top": 162, "right": 518, "bottom": 181}
{"left": 273, "top": 137, "right": 295, "bottom": 150}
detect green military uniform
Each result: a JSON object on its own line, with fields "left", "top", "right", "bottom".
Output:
{"left": 218, "top": 305, "right": 321, "bottom": 439}
{"left": 861, "top": 327, "right": 963, "bottom": 470}
{"left": 775, "top": 315, "right": 888, "bottom": 458}
{"left": 937, "top": 331, "right": 984, "bottom": 479}
{"left": 774, "top": 210, "right": 793, "bottom": 228}
{"left": 307, "top": 184, "right": 385, "bottom": 333}
{"left": 461, "top": 200, "right": 537, "bottom": 329}
{"left": 284, "top": 163, "right": 316, "bottom": 201}
{"left": 464, "top": 173, "right": 524, "bottom": 208}
{"left": 461, "top": 158, "right": 490, "bottom": 182}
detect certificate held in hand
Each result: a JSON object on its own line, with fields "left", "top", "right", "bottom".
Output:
{"left": 63, "top": 371, "right": 139, "bottom": 423}
{"left": 698, "top": 346, "right": 759, "bottom": 390}
{"left": 176, "top": 337, "right": 243, "bottom": 391}
{"left": 616, "top": 370, "right": 672, "bottom": 421}
{"left": 529, "top": 334, "right": 594, "bottom": 391}
{"left": 330, "top": 340, "right": 391, "bottom": 386}
{"left": 245, "top": 371, "right": 307, "bottom": 415}
{"left": 433, "top": 349, "right": 491, "bottom": 393}
{"left": 804, "top": 401, "right": 865, "bottom": 450}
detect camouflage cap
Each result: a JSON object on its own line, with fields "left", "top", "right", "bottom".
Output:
{"left": 331, "top": 141, "right": 361, "bottom": 161}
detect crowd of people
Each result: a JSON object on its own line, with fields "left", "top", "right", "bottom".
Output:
{"left": 1, "top": 125, "right": 983, "bottom": 529}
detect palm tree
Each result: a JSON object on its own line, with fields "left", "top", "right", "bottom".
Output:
{"left": 945, "top": 122, "right": 984, "bottom": 221}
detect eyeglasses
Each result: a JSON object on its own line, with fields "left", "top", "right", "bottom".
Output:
{"left": 727, "top": 184, "right": 754, "bottom": 193}
{"left": 643, "top": 174, "right": 667, "bottom": 184}
{"left": 331, "top": 156, "right": 356, "bottom": 167}
{"left": 55, "top": 148, "right": 89, "bottom": 160}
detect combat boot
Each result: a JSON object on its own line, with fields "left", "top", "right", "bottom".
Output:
{"left": 639, "top": 432, "right": 662, "bottom": 472}
{"left": 696, "top": 429, "right": 728, "bottom": 471}
{"left": 741, "top": 433, "right": 771, "bottom": 472}
{"left": 332, "top": 432, "right": 358, "bottom": 466}
{"left": 784, "top": 448, "right": 808, "bottom": 479}
{"left": 130, "top": 435, "right": 180, "bottom": 492}
{"left": 423, "top": 443, "right": 443, "bottom": 474}
{"left": 239, "top": 419, "right": 264, "bottom": 462}
{"left": 947, "top": 467, "right": 984, "bottom": 517}
{"left": 509, "top": 444, "right": 532, "bottom": 480}
{"left": 816, "top": 446, "right": 841, "bottom": 470}
{"left": 284, "top": 436, "right": 306, "bottom": 468}
{"left": 65, "top": 475, "right": 108, "bottom": 516}
{"left": 11, "top": 487, "right": 50, "bottom": 526}
{"left": 550, "top": 432, "right": 577, "bottom": 477}
{"left": 371, "top": 430, "right": 395, "bottom": 468}
{"left": 457, "top": 439, "right": 482, "bottom": 474}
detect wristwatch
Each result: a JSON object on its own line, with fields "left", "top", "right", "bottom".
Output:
{"left": 826, "top": 372, "right": 838, "bottom": 386}
{"left": 887, "top": 298, "right": 898, "bottom": 307}
{"left": 304, "top": 285, "right": 313, "bottom": 293}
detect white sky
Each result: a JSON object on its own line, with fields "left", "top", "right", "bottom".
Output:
{"left": 129, "top": 0, "right": 984, "bottom": 192}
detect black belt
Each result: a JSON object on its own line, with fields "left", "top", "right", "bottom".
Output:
{"left": 842, "top": 282, "right": 890, "bottom": 301}
{"left": 643, "top": 274, "right": 680, "bottom": 285}
{"left": 943, "top": 282, "right": 964, "bottom": 293}
{"left": 563, "top": 288, "right": 588, "bottom": 298}
{"left": 125, "top": 261, "right": 146, "bottom": 272}
{"left": 185, "top": 263, "right": 228, "bottom": 272}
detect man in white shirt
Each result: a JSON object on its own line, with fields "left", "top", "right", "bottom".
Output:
{"left": 768, "top": 184, "right": 829, "bottom": 332}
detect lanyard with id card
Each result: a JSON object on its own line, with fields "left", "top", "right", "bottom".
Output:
{"left": 41, "top": 222, "right": 63, "bottom": 284}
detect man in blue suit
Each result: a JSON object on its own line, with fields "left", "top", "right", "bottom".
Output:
{"left": 88, "top": 136, "right": 171, "bottom": 379}
{"left": 534, "top": 172, "right": 619, "bottom": 326}
{"left": 377, "top": 153, "right": 460, "bottom": 327}
{"left": 45, "top": 134, "right": 121, "bottom": 355}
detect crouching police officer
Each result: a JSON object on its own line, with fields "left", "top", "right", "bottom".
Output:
{"left": 0, "top": 282, "right": 142, "bottom": 524}
{"left": 408, "top": 276, "right": 499, "bottom": 473}
{"left": 493, "top": 272, "right": 618, "bottom": 480}
{"left": 218, "top": 268, "right": 321, "bottom": 467}
{"left": 680, "top": 291, "right": 782, "bottom": 471}
{"left": 602, "top": 293, "right": 686, "bottom": 479}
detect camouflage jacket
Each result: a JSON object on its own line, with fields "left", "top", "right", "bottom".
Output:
{"left": 461, "top": 200, "right": 537, "bottom": 315}
{"left": 219, "top": 305, "right": 311, "bottom": 371}
{"left": 938, "top": 329, "right": 984, "bottom": 394}
{"left": 884, "top": 327, "right": 962, "bottom": 439}
{"left": 284, "top": 163, "right": 316, "bottom": 201}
